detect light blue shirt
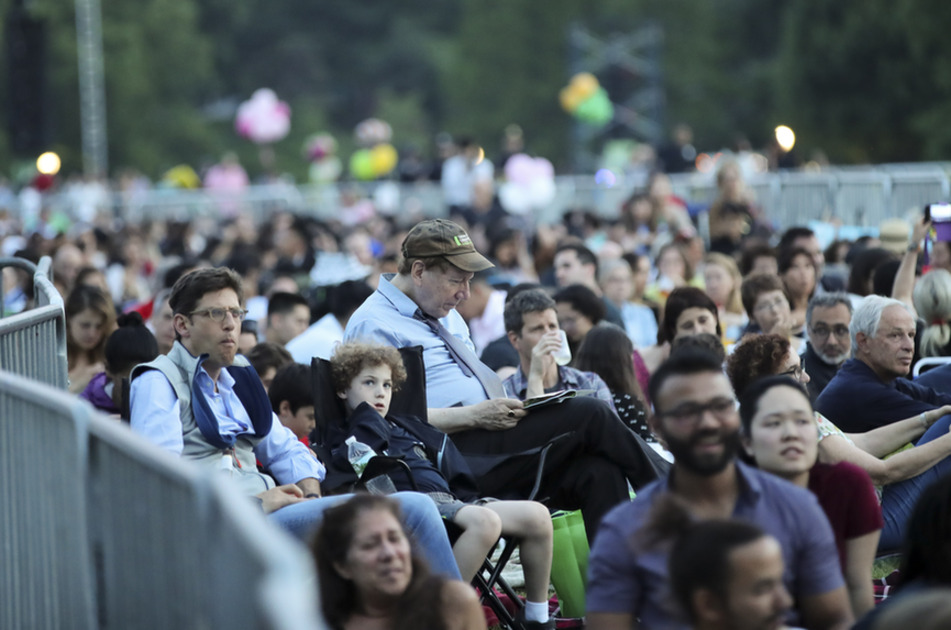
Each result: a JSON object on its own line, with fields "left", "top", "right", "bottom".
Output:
{"left": 344, "top": 274, "right": 490, "bottom": 408}
{"left": 286, "top": 312, "right": 344, "bottom": 364}
{"left": 620, "top": 302, "right": 659, "bottom": 350}
{"left": 130, "top": 365, "right": 325, "bottom": 484}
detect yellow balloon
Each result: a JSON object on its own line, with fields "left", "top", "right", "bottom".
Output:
{"left": 560, "top": 86, "right": 583, "bottom": 113}
{"left": 370, "top": 143, "right": 398, "bottom": 176}
{"left": 570, "top": 72, "right": 599, "bottom": 100}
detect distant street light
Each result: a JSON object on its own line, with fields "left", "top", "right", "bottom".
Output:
{"left": 36, "top": 151, "right": 61, "bottom": 175}
{"left": 775, "top": 125, "right": 796, "bottom": 152}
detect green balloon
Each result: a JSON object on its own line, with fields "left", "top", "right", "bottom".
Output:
{"left": 575, "top": 88, "right": 614, "bottom": 126}
{"left": 349, "top": 149, "right": 375, "bottom": 180}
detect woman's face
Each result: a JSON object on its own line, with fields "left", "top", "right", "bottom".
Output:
{"left": 556, "top": 302, "right": 594, "bottom": 343}
{"left": 703, "top": 263, "right": 733, "bottom": 306}
{"left": 674, "top": 307, "right": 718, "bottom": 341}
{"left": 335, "top": 508, "right": 412, "bottom": 605}
{"left": 658, "top": 249, "right": 686, "bottom": 282}
{"left": 745, "top": 385, "right": 818, "bottom": 483}
{"left": 752, "top": 290, "right": 791, "bottom": 333}
{"left": 632, "top": 258, "right": 651, "bottom": 297}
{"left": 782, "top": 254, "right": 816, "bottom": 299}
{"left": 69, "top": 308, "right": 106, "bottom": 351}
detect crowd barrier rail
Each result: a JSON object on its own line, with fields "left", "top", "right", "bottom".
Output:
{"left": 0, "top": 370, "right": 326, "bottom": 629}
{"left": 32, "top": 162, "right": 951, "bottom": 229}
{"left": 0, "top": 256, "right": 68, "bottom": 389}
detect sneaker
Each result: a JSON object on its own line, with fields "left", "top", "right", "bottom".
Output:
{"left": 516, "top": 609, "right": 556, "bottom": 630}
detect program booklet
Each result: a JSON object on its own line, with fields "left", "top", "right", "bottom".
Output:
{"left": 522, "top": 388, "right": 596, "bottom": 411}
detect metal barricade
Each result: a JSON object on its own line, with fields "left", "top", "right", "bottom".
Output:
{"left": 0, "top": 371, "right": 98, "bottom": 629}
{"left": 0, "top": 257, "right": 68, "bottom": 388}
{"left": 0, "top": 371, "right": 325, "bottom": 629}
{"left": 834, "top": 172, "right": 889, "bottom": 226}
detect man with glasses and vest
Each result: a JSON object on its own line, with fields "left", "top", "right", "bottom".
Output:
{"left": 344, "top": 219, "right": 669, "bottom": 542}
{"left": 129, "top": 267, "right": 461, "bottom": 577}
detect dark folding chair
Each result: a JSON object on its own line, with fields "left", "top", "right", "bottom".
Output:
{"left": 309, "top": 346, "right": 553, "bottom": 630}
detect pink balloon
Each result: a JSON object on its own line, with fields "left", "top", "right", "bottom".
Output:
{"left": 235, "top": 88, "right": 292, "bottom": 144}
{"left": 504, "top": 153, "right": 535, "bottom": 185}
{"left": 531, "top": 157, "right": 554, "bottom": 181}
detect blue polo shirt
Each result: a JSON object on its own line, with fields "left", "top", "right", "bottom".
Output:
{"left": 344, "top": 273, "right": 491, "bottom": 408}
{"left": 587, "top": 460, "right": 844, "bottom": 629}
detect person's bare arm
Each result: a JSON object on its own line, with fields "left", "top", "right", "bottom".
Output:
{"left": 844, "top": 531, "right": 880, "bottom": 618}
{"left": 818, "top": 429, "right": 951, "bottom": 486}
{"left": 587, "top": 612, "right": 636, "bottom": 630}
{"left": 525, "top": 331, "right": 562, "bottom": 400}
{"left": 427, "top": 398, "right": 526, "bottom": 434}
{"left": 892, "top": 216, "right": 930, "bottom": 314}
{"left": 799, "top": 586, "right": 853, "bottom": 630}
{"left": 441, "top": 580, "right": 487, "bottom": 630}
{"left": 846, "top": 405, "right": 951, "bottom": 458}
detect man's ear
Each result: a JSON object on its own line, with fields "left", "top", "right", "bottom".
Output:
{"left": 172, "top": 313, "right": 190, "bottom": 339}
{"left": 648, "top": 413, "right": 667, "bottom": 449}
{"left": 410, "top": 259, "right": 426, "bottom": 283}
{"left": 692, "top": 588, "right": 726, "bottom": 625}
{"left": 854, "top": 331, "right": 868, "bottom": 353}
{"left": 336, "top": 390, "right": 348, "bottom": 401}
{"left": 278, "top": 399, "right": 293, "bottom": 419}
{"left": 507, "top": 330, "right": 520, "bottom": 348}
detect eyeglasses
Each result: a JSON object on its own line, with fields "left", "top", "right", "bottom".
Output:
{"left": 657, "top": 397, "right": 737, "bottom": 424}
{"left": 781, "top": 357, "right": 805, "bottom": 380}
{"left": 754, "top": 297, "right": 788, "bottom": 313}
{"left": 189, "top": 307, "right": 248, "bottom": 323}
{"left": 809, "top": 325, "right": 849, "bottom": 339}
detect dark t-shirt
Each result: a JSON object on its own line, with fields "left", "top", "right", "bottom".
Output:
{"left": 807, "top": 462, "right": 883, "bottom": 570}
{"left": 815, "top": 359, "right": 951, "bottom": 432}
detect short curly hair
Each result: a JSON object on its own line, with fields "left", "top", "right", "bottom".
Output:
{"left": 725, "top": 333, "right": 791, "bottom": 398}
{"left": 330, "top": 342, "right": 408, "bottom": 395}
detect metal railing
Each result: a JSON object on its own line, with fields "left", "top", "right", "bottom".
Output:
{"left": 0, "top": 256, "right": 68, "bottom": 388}
{"left": 28, "top": 162, "right": 951, "bottom": 230}
{"left": 0, "top": 370, "right": 325, "bottom": 629}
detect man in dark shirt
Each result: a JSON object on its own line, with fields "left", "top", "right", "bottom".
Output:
{"left": 816, "top": 296, "right": 951, "bottom": 432}
{"left": 803, "top": 293, "right": 852, "bottom": 402}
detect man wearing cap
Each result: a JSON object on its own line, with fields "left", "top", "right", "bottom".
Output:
{"left": 345, "top": 219, "right": 669, "bottom": 541}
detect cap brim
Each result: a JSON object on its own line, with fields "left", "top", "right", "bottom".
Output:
{"left": 446, "top": 251, "right": 495, "bottom": 272}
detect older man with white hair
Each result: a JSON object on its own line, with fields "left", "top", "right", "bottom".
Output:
{"left": 815, "top": 295, "right": 951, "bottom": 433}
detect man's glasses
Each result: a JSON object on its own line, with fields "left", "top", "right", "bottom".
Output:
{"left": 809, "top": 325, "right": 849, "bottom": 339}
{"left": 190, "top": 307, "right": 249, "bottom": 323}
{"left": 656, "top": 397, "right": 737, "bottom": 424}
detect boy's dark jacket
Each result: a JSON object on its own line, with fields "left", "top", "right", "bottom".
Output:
{"left": 322, "top": 402, "right": 480, "bottom": 502}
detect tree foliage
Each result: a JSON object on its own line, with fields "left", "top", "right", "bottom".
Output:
{"left": 0, "top": 0, "right": 948, "bottom": 180}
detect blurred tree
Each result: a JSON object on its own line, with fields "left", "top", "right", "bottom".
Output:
{"left": 778, "top": 0, "right": 951, "bottom": 163}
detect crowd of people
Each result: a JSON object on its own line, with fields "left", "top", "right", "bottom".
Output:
{"left": 5, "top": 153, "right": 951, "bottom": 630}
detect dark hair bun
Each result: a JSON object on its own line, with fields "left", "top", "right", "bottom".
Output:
{"left": 116, "top": 311, "right": 146, "bottom": 328}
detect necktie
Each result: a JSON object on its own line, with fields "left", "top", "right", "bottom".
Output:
{"left": 415, "top": 310, "right": 506, "bottom": 399}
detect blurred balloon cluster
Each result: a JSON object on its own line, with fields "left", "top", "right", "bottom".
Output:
{"left": 235, "top": 88, "right": 291, "bottom": 144}
{"left": 499, "top": 153, "right": 556, "bottom": 215}
{"left": 349, "top": 118, "right": 398, "bottom": 180}
{"left": 303, "top": 133, "right": 342, "bottom": 183}
{"left": 559, "top": 73, "right": 614, "bottom": 127}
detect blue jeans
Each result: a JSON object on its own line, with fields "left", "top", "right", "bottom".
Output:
{"left": 267, "top": 491, "right": 461, "bottom": 579}
{"left": 879, "top": 413, "right": 951, "bottom": 551}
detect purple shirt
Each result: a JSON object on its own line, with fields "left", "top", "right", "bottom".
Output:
{"left": 587, "top": 460, "right": 844, "bottom": 629}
